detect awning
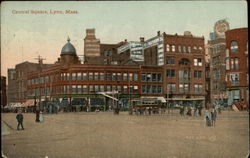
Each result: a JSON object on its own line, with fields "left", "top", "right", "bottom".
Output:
{"left": 157, "top": 97, "right": 166, "bottom": 103}
{"left": 165, "top": 97, "right": 205, "bottom": 101}
{"left": 21, "top": 99, "right": 35, "bottom": 107}
{"left": 141, "top": 96, "right": 166, "bottom": 103}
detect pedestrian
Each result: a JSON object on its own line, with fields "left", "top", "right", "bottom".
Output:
{"left": 39, "top": 111, "right": 44, "bottom": 123}
{"left": 204, "top": 110, "right": 212, "bottom": 127}
{"left": 186, "top": 107, "right": 192, "bottom": 116}
{"left": 16, "top": 110, "right": 24, "bottom": 130}
{"left": 211, "top": 108, "right": 217, "bottom": 126}
{"left": 35, "top": 108, "right": 40, "bottom": 122}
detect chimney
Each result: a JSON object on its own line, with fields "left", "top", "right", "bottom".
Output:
{"left": 157, "top": 31, "right": 160, "bottom": 36}
{"left": 140, "top": 37, "right": 144, "bottom": 42}
{"left": 124, "top": 39, "right": 127, "bottom": 42}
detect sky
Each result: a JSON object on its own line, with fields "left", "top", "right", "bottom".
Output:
{"left": 1, "top": 1, "right": 248, "bottom": 77}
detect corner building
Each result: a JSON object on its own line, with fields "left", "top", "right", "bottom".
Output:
{"left": 163, "top": 32, "right": 206, "bottom": 107}
{"left": 225, "top": 28, "right": 248, "bottom": 107}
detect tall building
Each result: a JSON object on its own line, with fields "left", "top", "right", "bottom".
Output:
{"left": 208, "top": 19, "right": 230, "bottom": 106}
{"left": 1, "top": 76, "right": 7, "bottom": 107}
{"left": 84, "top": 29, "right": 101, "bottom": 57}
{"left": 7, "top": 69, "right": 16, "bottom": 104}
{"left": 163, "top": 31, "right": 206, "bottom": 107}
{"left": 225, "top": 28, "right": 248, "bottom": 107}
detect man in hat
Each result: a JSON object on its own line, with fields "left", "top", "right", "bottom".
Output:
{"left": 16, "top": 110, "right": 24, "bottom": 130}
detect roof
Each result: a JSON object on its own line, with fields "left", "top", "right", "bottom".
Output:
{"left": 61, "top": 37, "right": 76, "bottom": 55}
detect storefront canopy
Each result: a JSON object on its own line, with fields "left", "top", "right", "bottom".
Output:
{"left": 21, "top": 99, "right": 35, "bottom": 107}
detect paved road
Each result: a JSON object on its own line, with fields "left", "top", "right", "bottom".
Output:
{"left": 1, "top": 111, "right": 249, "bottom": 158}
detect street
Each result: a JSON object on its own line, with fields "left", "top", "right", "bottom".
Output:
{"left": 1, "top": 110, "right": 249, "bottom": 158}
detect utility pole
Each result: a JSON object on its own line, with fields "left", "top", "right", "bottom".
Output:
{"left": 34, "top": 55, "right": 46, "bottom": 111}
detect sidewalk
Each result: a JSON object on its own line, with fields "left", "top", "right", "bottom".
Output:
{"left": 1, "top": 121, "right": 10, "bottom": 136}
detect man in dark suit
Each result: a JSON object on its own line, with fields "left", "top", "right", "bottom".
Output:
{"left": 16, "top": 110, "right": 24, "bottom": 130}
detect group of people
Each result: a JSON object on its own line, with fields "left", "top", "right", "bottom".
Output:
{"left": 179, "top": 105, "right": 202, "bottom": 117}
{"left": 205, "top": 108, "right": 217, "bottom": 127}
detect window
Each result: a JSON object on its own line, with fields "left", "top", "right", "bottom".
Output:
{"left": 133, "top": 73, "right": 138, "bottom": 81}
{"left": 184, "top": 84, "right": 189, "bottom": 92}
{"left": 152, "top": 85, "right": 157, "bottom": 94}
{"left": 83, "top": 85, "right": 87, "bottom": 94}
{"left": 112, "top": 85, "right": 116, "bottom": 91}
{"left": 100, "top": 85, "right": 104, "bottom": 92}
{"left": 167, "top": 84, "right": 176, "bottom": 92}
{"left": 89, "top": 72, "right": 93, "bottom": 80}
{"left": 172, "top": 45, "right": 175, "bottom": 52}
{"left": 146, "top": 85, "right": 151, "bottom": 93}
{"left": 179, "top": 84, "right": 184, "bottom": 92}
{"left": 129, "top": 73, "right": 133, "bottom": 81}
{"left": 107, "top": 85, "right": 111, "bottom": 92}
{"left": 230, "top": 73, "right": 240, "bottom": 85}
{"left": 66, "top": 73, "right": 70, "bottom": 80}
{"left": 179, "top": 70, "right": 189, "bottom": 79}
{"left": 157, "top": 85, "right": 162, "bottom": 94}
{"left": 194, "top": 71, "right": 203, "bottom": 78}
{"left": 77, "top": 73, "right": 82, "bottom": 80}
{"left": 95, "top": 85, "right": 99, "bottom": 92}
{"left": 117, "top": 73, "right": 121, "bottom": 81}
{"left": 178, "top": 45, "right": 182, "bottom": 53}
{"left": 188, "top": 46, "right": 191, "bottom": 53}
{"left": 183, "top": 46, "right": 186, "bottom": 53}
{"left": 123, "top": 85, "right": 128, "bottom": 93}
{"left": 234, "top": 58, "right": 239, "bottom": 70}
{"left": 72, "top": 73, "right": 76, "bottom": 80}
{"left": 94, "top": 72, "right": 99, "bottom": 80}
{"left": 117, "top": 85, "right": 121, "bottom": 93}
{"left": 142, "top": 73, "right": 146, "bottom": 81}
{"left": 83, "top": 72, "right": 87, "bottom": 80}
{"left": 89, "top": 85, "right": 94, "bottom": 93}
{"left": 230, "top": 41, "right": 239, "bottom": 53}
{"left": 77, "top": 85, "right": 82, "bottom": 94}
{"left": 112, "top": 73, "right": 117, "bottom": 81}
{"left": 166, "top": 69, "right": 175, "bottom": 77}
{"left": 194, "top": 58, "right": 202, "bottom": 66}
{"left": 194, "top": 84, "right": 203, "bottom": 92}
{"left": 166, "top": 44, "right": 170, "bottom": 51}
{"left": 231, "top": 58, "right": 235, "bottom": 70}
{"left": 100, "top": 73, "right": 104, "bottom": 81}
{"left": 157, "top": 74, "right": 162, "bottom": 82}
{"left": 166, "top": 56, "right": 175, "bottom": 65}
{"left": 152, "top": 74, "right": 157, "bottom": 82}
{"left": 107, "top": 73, "right": 111, "bottom": 81}
{"left": 226, "top": 59, "right": 230, "bottom": 70}
{"left": 142, "top": 85, "right": 146, "bottom": 94}
{"left": 146, "top": 73, "right": 152, "bottom": 81}
{"left": 123, "top": 73, "right": 127, "bottom": 81}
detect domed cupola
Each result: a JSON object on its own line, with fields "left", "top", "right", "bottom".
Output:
{"left": 61, "top": 37, "right": 76, "bottom": 55}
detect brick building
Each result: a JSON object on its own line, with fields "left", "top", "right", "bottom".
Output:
{"left": 225, "top": 28, "right": 248, "bottom": 107}
{"left": 27, "top": 38, "right": 164, "bottom": 110}
{"left": 7, "top": 69, "right": 16, "bottom": 104}
{"left": 84, "top": 28, "right": 101, "bottom": 57}
{"left": 1, "top": 76, "right": 7, "bottom": 107}
{"left": 163, "top": 31, "right": 206, "bottom": 107}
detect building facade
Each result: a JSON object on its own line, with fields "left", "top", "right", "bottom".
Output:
{"left": 84, "top": 28, "right": 101, "bottom": 57}
{"left": 225, "top": 28, "right": 248, "bottom": 107}
{"left": 27, "top": 38, "right": 164, "bottom": 110}
{"left": 1, "top": 76, "right": 7, "bottom": 107}
{"left": 208, "top": 19, "right": 230, "bottom": 106}
{"left": 163, "top": 32, "right": 206, "bottom": 107}
{"left": 7, "top": 69, "right": 17, "bottom": 104}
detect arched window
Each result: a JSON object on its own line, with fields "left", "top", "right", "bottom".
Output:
{"left": 230, "top": 41, "right": 239, "bottom": 53}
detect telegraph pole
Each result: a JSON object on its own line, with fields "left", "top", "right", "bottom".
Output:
{"left": 34, "top": 55, "right": 46, "bottom": 111}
